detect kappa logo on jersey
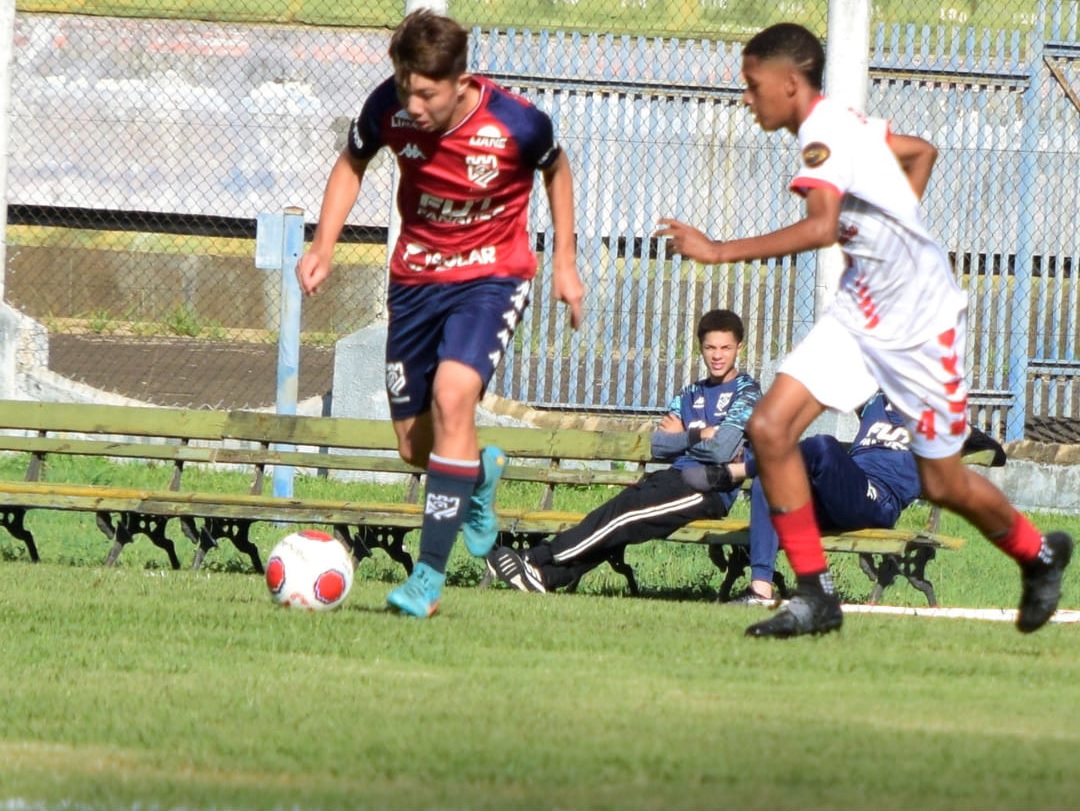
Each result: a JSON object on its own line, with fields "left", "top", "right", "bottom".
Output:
{"left": 466, "top": 154, "right": 500, "bottom": 188}
{"left": 399, "top": 143, "right": 426, "bottom": 160}
{"left": 425, "top": 493, "right": 461, "bottom": 520}
{"left": 469, "top": 124, "right": 508, "bottom": 149}
{"left": 385, "top": 361, "right": 408, "bottom": 402}
{"left": 713, "top": 392, "right": 732, "bottom": 415}
{"left": 692, "top": 395, "right": 706, "bottom": 409}
{"left": 391, "top": 109, "right": 421, "bottom": 130}
{"left": 488, "top": 280, "right": 531, "bottom": 367}
{"left": 802, "top": 141, "right": 831, "bottom": 168}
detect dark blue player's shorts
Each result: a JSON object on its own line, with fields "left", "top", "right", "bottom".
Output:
{"left": 384, "top": 277, "right": 532, "bottom": 420}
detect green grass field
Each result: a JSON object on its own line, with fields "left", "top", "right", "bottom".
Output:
{"left": 0, "top": 455, "right": 1078, "bottom": 810}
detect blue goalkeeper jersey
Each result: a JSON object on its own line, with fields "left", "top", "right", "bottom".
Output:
{"left": 653, "top": 372, "right": 762, "bottom": 471}
{"left": 850, "top": 392, "right": 922, "bottom": 509}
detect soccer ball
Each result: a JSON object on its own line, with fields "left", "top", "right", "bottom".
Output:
{"left": 265, "top": 529, "right": 354, "bottom": 611}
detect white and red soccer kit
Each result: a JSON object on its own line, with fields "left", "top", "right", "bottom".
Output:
{"left": 780, "top": 96, "right": 970, "bottom": 457}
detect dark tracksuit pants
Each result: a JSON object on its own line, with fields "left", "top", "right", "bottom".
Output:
{"left": 746, "top": 434, "right": 904, "bottom": 582}
{"left": 523, "top": 466, "right": 731, "bottom": 590}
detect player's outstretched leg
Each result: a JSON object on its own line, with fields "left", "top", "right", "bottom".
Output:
{"left": 386, "top": 562, "right": 445, "bottom": 618}
{"left": 1017, "top": 531, "right": 1073, "bottom": 633}
{"left": 462, "top": 446, "right": 507, "bottom": 557}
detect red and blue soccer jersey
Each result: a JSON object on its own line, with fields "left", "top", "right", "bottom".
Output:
{"left": 349, "top": 76, "right": 561, "bottom": 286}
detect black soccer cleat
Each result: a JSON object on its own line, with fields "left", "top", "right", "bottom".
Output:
{"left": 485, "top": 546, "right": 547, "bottom": 593}
{"left": 744, "top": 591, "right": 843, "bottom": 638}
{"left": 1016, "top": 532, "right": 1073, "bottom": 633}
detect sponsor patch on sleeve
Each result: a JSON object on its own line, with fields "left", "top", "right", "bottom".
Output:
{"left": 801, "top": 141, "right": 831, "bottom": 168}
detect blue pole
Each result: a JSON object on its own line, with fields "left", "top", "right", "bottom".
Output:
{"left": 1008, "top": 2, "right": 1045, "bottom": 441}
{"left": 273, "top": 206, "right": 304, "bottom": 498}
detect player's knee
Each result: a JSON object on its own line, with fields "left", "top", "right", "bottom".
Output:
{"left": 430, "top": 385, "right": 479, "bottom": 425}
{"left": 747, "top": 405, "right": 793, "bottom": 455}
{"left": 918, "top": 466, "right": 969, "bottom": 507}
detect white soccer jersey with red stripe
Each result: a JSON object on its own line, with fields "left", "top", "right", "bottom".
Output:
{"left": 791, "top": 96, "right": 967, "bottom": 347}
{"left": 350, "top": 75, "right": 559, "bottom": 286}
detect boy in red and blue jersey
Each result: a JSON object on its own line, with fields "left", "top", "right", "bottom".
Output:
{"left": 298, "top": 9, "right": 584, "bottom": 618}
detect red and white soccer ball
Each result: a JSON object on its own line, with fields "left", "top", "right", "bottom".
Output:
{"left": 265, "top": 529, "right": 354, "bottom": 611}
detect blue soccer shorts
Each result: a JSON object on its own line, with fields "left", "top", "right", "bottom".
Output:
{"left": 384, "top": 277, "right": 531, "bottom": 420}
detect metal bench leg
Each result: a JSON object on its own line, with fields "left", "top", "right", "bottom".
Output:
{"left": 190, "top": 518, "right": 263, "bottom": 573}
{"left": 181, "top": 516, "right": 218, "bottom": 570}
{"left": 97, "top": 511, "right": 131, "bottom": 567}
{"left": 900, "top": 546, "right": 939, "bottom": 607}
{"left": 604, "top": 546, "right": 639, "bottom": 596}
{"left": 97, "top": 511, "right": 182, "bottom": 569}
{"left": 132, "top": 514, "right": 182, "bottom": 570}
{"left": 859, "top": 549, "right": 939, "bottom": 607}
{"left": 0, "top": 507, "right": 40, "bottom": 562}
{"left": 336, "top": 524, "right": 414, "bottom": 578}
{"left": 708, "top": 543, "right": 749, "bottom": 602}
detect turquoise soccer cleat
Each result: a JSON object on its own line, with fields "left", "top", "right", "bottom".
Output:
{"left": 386, "top": 562, "right": 445, "bottom": 618}
{"left": 462, "top": 446, "right": 507, "bottom": 557}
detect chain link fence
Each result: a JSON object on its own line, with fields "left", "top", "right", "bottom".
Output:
{"left": 5, "top": 0, "right": 1080, "bottom": 440}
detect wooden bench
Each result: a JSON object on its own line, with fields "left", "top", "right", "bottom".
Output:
{"left": 0, "top": 399, "right": 985, "bottom": 606}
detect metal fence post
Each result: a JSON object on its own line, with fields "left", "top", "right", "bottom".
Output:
{"left": 273, "top": 206, "right": 305, "bottom": 498}
{"left": 818, "top": 0, "right": 871, "bottom": 319}
{"left": 1008, "top": 2, "right": 1046, "bottom": 442}
{"left": 255, "top": 207, "right": 305, "bottom": 500}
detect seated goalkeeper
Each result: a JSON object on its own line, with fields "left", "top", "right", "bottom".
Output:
{"left": 489, "top": 385, "right": 945, "bottom": 599}
{"left": 729, "top": 389, "right": 923, "bottom": 602}
{"left": 485, "top": 308, "right": 763, "bottom": 593}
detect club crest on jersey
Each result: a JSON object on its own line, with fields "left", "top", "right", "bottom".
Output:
{"left": 466, "top": 154, "right": 500, "bottom": 188}
{"left": 469, "top": 124, "right": 508, "bottom": 149}
{"left": 713, "top": 392, "right": 732, "bottom": 414}
{"left": 386, "top": 361, "right": 408, "bottom": 402}
{"left": 802, "top": 141, "right": 831, "bottom": 168}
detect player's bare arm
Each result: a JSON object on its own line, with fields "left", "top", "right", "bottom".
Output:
{"left": 542, "top": 150, "right": 585, "bottom": 329}
{"left": 655, "top": 186, "right": 840, "bottom": 264}
{"left": 297, "top": 151, "right": 369, "bottom": 296}
{"left": 888, "top": 133, "right": 937, "bottom": 200}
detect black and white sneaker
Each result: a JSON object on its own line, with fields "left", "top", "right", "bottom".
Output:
{"left": 725, "top": 586, "right": 777, "bottom": 607}
{"left": 485, "top": 547, "right": 547, "bottom": 593}
{"left": 1017, "top": 532, "right": 1073, "bottom": 633}
{"left": 744, "top": 591, "right": 843, "bottom": 638}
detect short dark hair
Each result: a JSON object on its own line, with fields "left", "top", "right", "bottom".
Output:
{"left": 743, "top": 23, "right": 825, "bottom": 91}
{"left": 696, "top": 309, "right": 744, "bottom": 345}
{"left": 389, "top": 9, "right": 468, "bottom": 91}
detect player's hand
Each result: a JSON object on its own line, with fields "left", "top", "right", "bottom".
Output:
{"left": 552, "top": 259, "right": 585, "bottom": 330}
{"left": 296, "top": 251, "right": 331, "bottom": 296}
{"left": 654, "top": 218, "right": 719, "bottom": 264}
{"left": 657, "top": 413, "right": 683, "bottom": 433}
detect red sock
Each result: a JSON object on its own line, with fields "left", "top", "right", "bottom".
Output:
{"left": 772, "top": 501, "right": 827, "bottom": 576}
{"left": 991, "top": 511, "right": 1042, "bottom": 564}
